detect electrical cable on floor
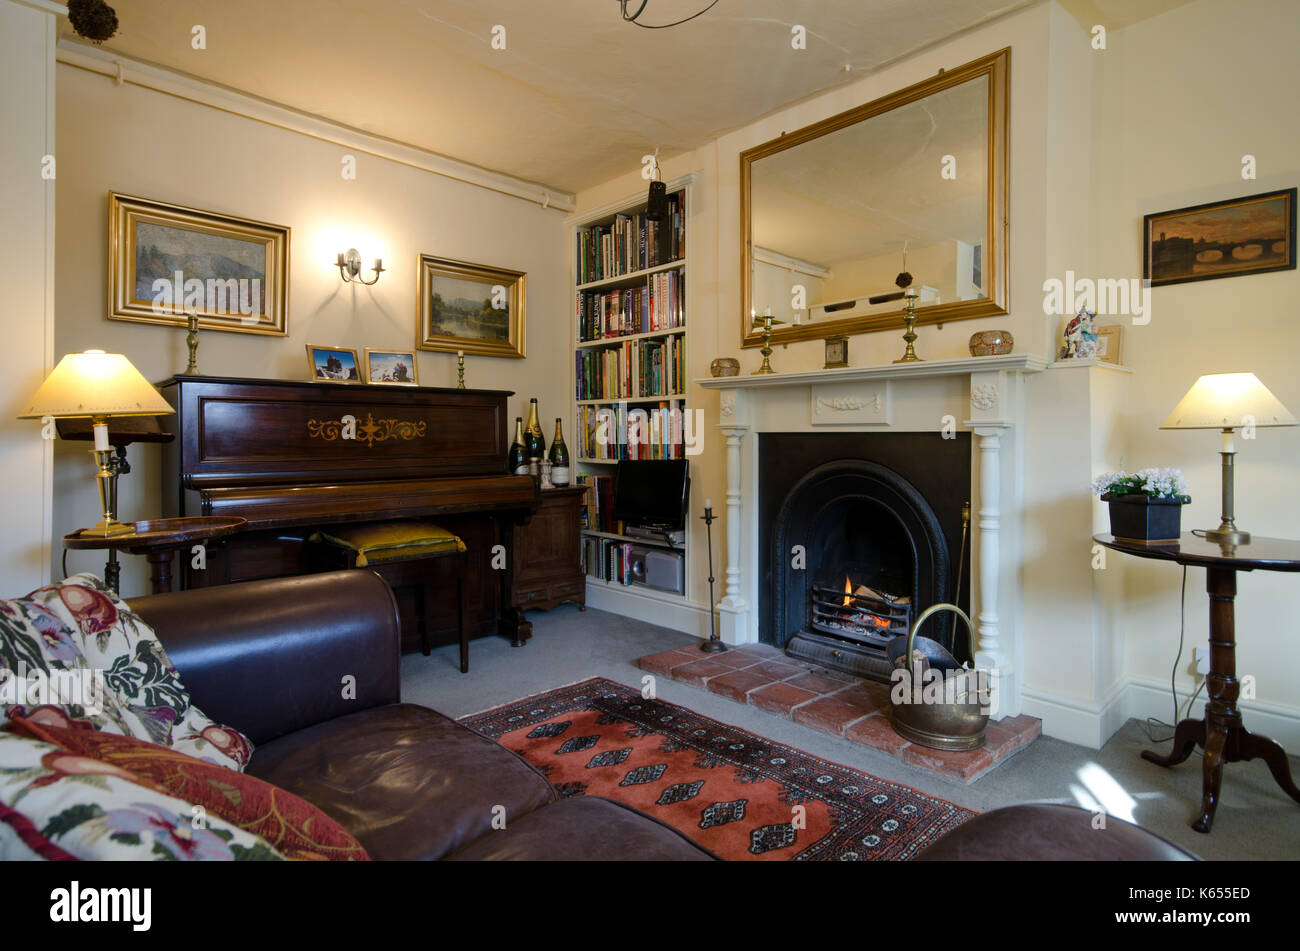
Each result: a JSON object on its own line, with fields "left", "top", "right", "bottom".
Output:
{"left": 1141, "top": 564, "right": 1203, "bottom": 754}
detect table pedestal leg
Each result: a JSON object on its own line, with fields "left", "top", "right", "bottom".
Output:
{"left": 103, "top": 551, "right": 121, "bottom": 595}
{"left": 1141, "top": 565, "right": 1300, "bottom": 833}
{"left": 143, "top": 549, "right": 174, "bottom": 595}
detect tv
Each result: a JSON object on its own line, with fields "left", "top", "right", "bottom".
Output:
{"left": 613, "top": 459, "right": 689, "bottom": 530}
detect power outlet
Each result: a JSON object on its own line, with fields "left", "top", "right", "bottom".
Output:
{"left": 1194, "top": 648, "right": 1210, "bottom": 676}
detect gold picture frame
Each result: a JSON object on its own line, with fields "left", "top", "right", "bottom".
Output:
{"left": 108, "top": 193, "right": 290, "bottom": 336}
{"left": 740, "top": 48, "right": 1009, "bottom": 348}
{"left": 306, "top": 345, "right": 362, "bottom": 383}
{"left": 364, "top": 348, "right": 419, "bottom": 386}
{"left": 416, "top": 253, "right": 525, "bottom": 359}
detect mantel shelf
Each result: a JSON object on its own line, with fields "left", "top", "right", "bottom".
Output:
{"left": 696, "top": 353, "right": 1049, "bottom": 390}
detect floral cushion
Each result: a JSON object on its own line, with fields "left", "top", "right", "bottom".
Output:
{"left": 1, "top": 574, "right": 252, "bottom": 771}
{"left": 0, "top": 729, "right": 283, "bottom": 861}
{"left": 9, "top": 710, "right": 369, "bottom": 861}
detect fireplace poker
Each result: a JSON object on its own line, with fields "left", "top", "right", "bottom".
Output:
{"left": 700, "top": 499, "right": 726, "bottom": 653}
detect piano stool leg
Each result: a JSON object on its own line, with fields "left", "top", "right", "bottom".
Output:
{"left": 458, "top": 552, "right": 468, "bottom": 674}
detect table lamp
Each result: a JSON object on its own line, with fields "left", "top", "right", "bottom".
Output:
{"left": 1161, "top": 372, "right": 1296, "bottom": 545}
{"left": 19, "top": 350, "right": 174, "bottom": 537}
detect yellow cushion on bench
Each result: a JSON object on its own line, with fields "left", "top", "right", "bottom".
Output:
{"left": 311, "top": 521, "right": 465, "bottom": 566}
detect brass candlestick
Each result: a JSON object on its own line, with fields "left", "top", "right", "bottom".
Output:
{"left": 456, "top": 351, "right": 466, "bottom": 389}
{"left": 751, "top": 313, "right": 785, "bottom": 374}
{"left": 185, "top": 312, "right": 200, "bottom": 374}
{"left": 893, "top": 289, "right": 922, "bottom": 363}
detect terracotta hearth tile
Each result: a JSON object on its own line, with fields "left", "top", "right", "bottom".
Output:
{"left": 844, "top": 714, "right": 912, "bottom": 755}
{"left": 792, "top": 695, "right": 874, "bottom": 736}
{"left": 707, "top": 668, "right": 781, "bottom": 703}
{"left": 900, "top": 743, "right": 995, "bottom": 782}
{"left": 749, "top": 682, "right": 819, "bottom": 717}
{"left": 638, "top": 648, "right": 707, "bottom": 678}
{"left": 671, "top": 658, "right": 737, "bottom": 688}
{"left": 735, "top": 643, "right": 786, "bottom": 658}
{"left": 984, "top": 715, "right": 1042, "bottom": 761}
{"left": 746, "top": 660, "right": 806, "bottom": 681}
{"left": 707, "top": 649, "right": 766, "bottom": 670}
{"left": 834, "top": 682, "right": 893, "bottom": 715}
{"left": 787, "top": 671, "right": 857, "bottom": 696}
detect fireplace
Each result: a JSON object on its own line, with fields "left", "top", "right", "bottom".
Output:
{"left": 759, "top": 433, "right": 971, "bottom": 683}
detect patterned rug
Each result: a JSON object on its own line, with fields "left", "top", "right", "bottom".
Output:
{"left": 459, "top": 677, "right": 975, "bottom": 860}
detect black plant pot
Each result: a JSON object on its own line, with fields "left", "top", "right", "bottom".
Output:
{"left": 1103, "top": 493, "right": 1185, "bottom": 544}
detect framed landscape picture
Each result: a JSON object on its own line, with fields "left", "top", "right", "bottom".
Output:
{"left": 109, "top": 193, "right": 290, "bottom": 335}
{"left": 306, "top": 345, "right": 361, "bottom": 383}
{"left": 365, "top": 348, "right": 419, "bottom": 386}
{"left": 416, "top": 253, "right": 525, "bottom": 358}
{"left": 1144, "top": 188, "right": 1295, "bottom": 287}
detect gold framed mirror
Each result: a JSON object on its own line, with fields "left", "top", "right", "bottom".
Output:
{"left": 741, "top": 48, "right": 1009, "bottom": 348}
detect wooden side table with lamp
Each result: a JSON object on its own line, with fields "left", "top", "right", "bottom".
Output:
{"left": 1099, "top": 371, "right": 1300, "bottom": 833}
{"left": 18, "top": 349, "right": 201, "bottom": 595}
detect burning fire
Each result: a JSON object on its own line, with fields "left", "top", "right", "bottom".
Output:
{"left": 842, "top": 575, "right": 890, "bottom": 627}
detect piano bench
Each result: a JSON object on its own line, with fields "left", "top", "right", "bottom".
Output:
{"left": 307, "top": 522, "right": 470, "bottom": 673}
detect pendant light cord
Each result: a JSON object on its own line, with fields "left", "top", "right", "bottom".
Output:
{"left": 621, "top": 0, "right": 720, "bottom": 29}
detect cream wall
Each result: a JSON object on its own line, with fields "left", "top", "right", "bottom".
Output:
{"left": 1089, "top": 0, "right": 1300, "bottom": 730}
{"left": 0, "top": 0, "right": 57, "bottom": 595}
{"left": 574, "top": 0, "right": 1300, "bottom": 744}
{"left": 53, "top": 63, "right": 569, "bottom": 596}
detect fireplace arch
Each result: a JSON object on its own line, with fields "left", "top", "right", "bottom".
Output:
{"left": 771, "top": 459, "right": 955, "bottom": 681}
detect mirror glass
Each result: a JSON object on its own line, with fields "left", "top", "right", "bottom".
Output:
{"left": 742, "top": 50, "right": 1008, "bottom": 346}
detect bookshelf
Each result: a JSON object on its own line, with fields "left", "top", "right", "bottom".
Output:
{"left": 569, "top": 174, "right": 696, "bottom": 609}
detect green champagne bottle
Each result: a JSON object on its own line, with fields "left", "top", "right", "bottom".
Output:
{"left": 524, "top": 398, "right": 546, "bottom": 477}
{"left": 507, "top": 416, "right": 529, "bottom": 476}
{"left": 549, "top": 417, "right": 570, "bottom": 487}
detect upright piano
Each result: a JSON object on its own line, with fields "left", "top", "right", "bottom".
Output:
{"left": 159, "top": 375, "right": 539, "bottom": 653}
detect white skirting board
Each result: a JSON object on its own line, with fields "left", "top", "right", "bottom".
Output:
{"left": 1023, "top": 677, "right": 1300, "bottom": 751}
{"left": 583, "top": 580, "right": 713, "bottom": 640}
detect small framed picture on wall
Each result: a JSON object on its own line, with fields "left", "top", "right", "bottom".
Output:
{"left": 365, "top": 349, "right": 419, "bottom": 385}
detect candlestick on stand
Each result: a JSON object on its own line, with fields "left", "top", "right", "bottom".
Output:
{"left": 184, "top": 310, "right": 200, "bottom": 375}
{"left": 750, "top": 311, "right": 785, "bottom": 375}
{"left": 456, "top": 350, "right": 466, "bottom": 389}
{"left": 699, "top": 498, "right": 726, "bottom": 653}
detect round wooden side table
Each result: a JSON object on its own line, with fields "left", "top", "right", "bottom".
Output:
{"left": 64, "top": 516, "right": 247, "bottom": 595}
{"left": 1095, "top": 532, "right": 1300, "bottom": 833}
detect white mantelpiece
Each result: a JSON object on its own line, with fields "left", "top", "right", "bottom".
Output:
{"left": 698, "top": 354, "right": 1048, "bottom": 719}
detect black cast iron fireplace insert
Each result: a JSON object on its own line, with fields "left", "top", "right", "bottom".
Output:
{"left": 759, "top": 433, "right": 971, "bottom": 683}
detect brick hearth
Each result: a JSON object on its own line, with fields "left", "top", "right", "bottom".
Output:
{"left": 639, "top": 643, "right": 1040, "bottom": 783}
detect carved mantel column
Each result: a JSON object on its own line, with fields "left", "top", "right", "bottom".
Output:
{"left": 716, "top": 389, "right": 750, "bottom": 644}
{"left": 966, "top": 370, "right": 1014, "bottom": 717}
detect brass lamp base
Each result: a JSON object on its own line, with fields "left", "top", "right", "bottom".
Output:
{"left": 1204, "top": 526, "right": 1250, "bottom": 546}
{"left": 83, "top": 519, "right": 135, "bottom": 538}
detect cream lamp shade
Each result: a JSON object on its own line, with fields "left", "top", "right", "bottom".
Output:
{"left": 18, "top": 350, "right": 174, "bottom": 422}
{"left": 1161, "top": 372, "right": 1297, "bottom": 430}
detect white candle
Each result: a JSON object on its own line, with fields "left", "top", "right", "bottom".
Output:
{"left": 456, "top": 350, "right": 463, "bottom": 358}
{"left": 93, "top": 421, "right": 110, "bottom": 452}
{"left": 705, "top": 498, "right": 712, "bottom": 510}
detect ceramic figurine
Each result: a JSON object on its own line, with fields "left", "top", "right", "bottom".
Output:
{"left": 1061, "top": 308, "right": 1099, "bottom": 359}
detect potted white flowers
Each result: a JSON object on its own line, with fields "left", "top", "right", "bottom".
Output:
{"left": 1091, "top": 468, "right": 1190, "bottom": 544}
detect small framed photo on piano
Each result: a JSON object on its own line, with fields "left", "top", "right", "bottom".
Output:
{"left": 365, "top": 349, "right": 419, "bottom": 386}
{"left": 306, "top": 345, "right": 361, "bottom": 383}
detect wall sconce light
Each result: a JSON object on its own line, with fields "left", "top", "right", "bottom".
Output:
{"left": 335, "top": 248, "right": 384, "bottom": 285}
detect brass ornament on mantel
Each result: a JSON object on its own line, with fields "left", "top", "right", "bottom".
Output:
{"left": 184, "top": 310, "right": 200, "bottom": 374}
{"left": 751, "top": 312, "right": 785, "bottom": 374}
{"left": 893, "top": 288, "right": 923, "bottom": 364}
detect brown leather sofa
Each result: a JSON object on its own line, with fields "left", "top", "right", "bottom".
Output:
{"left": 127, "top": 570, "right": 714, "bottom": 862}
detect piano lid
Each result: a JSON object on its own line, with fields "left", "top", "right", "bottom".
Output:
{"left": 161, "top": 375, "right": 515, "bottom": 489}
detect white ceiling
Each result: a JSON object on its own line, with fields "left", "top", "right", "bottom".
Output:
{"left": 66, "top": 0, "right": 1198, "bottom": 195}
